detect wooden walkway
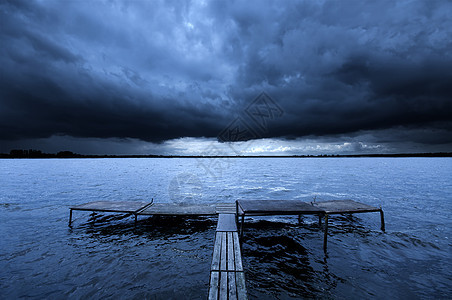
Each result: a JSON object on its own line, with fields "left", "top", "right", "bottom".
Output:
{"left": 68, "top": 199, "right": 384, "bottom": 298}
{"left": 209, "top": 214, "right": 247, "bottom": 299}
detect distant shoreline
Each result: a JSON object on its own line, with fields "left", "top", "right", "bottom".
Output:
{"left": 1, "top": 150, "right": 451, "bottom": 159}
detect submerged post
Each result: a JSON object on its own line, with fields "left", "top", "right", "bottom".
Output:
{"left": 236, "top": 202, "right": 239, "bottom": 228}
{"left": 379, "top": 208, "right": 385, "bottom": 232}
{"left": 323, "top": 214, "right": 329, "bottom": 252}
{"left": 240, "top": 214, "right": 245, "bottom": 241}
{"left": 68, "top": 209, "right": 73, "bottom": 227}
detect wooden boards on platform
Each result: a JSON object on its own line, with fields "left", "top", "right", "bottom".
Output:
{"left": 236, "top": 199, "right": 385, "bottom": 251}
{"left": 216, "top": 214, "right": 238, "bottom": 232}
{"left": 209, "top": 215, "right": 247, "bottom": 300}
{"left": 139, "top": 203, "right": 236, "bottom": 216}
{"left": 68, "top": 200, "right": 153, "bottom": 226}
{"left": 237, "top": 199, "right": 325, "bottom": 216}
{"left": 311, "top": 199, "right": 381, "bottom": 214}
{"left": 69, "top": 202, "right": 236, "bottom": 226}
{"left": 70, "top": 201, "right": 151, "bottom": 213}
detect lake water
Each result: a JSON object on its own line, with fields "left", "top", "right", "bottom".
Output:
{"left": 0, "top": 158, "right": 451, "bottom": 299}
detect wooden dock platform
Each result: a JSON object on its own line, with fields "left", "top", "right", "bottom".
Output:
{"left": 69, "top": 201, "right": 235, "bottom": 226}
{"left": 68, "top": 199, "right": 384, "bottom": 298}
{"left": 139, "top": 203, "right": 236, "bottom": 215}
{"left": 68, "top": 200, "right": 154, "bottom": 226}
{"left": 236, "top": 199, "right": 385, "bottom": 251}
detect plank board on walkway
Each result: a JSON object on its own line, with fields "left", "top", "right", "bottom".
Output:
{"left": 70, "top": 201, "right": 151, "bottom": 213}
{"left": 237, "top": 200, "right": 325, "bottom": 215}
{"left": 236, "top": 272, "right": 247, "bottom": 300}
{"left": 216, "top": 214, "right": 237, "bottom": 232}
{"left": 209, "top": 214, "right": 247, "bottom": 299}
{"left": 228, "top": 272, "right": 237, "bottom": 299}
{"left": 211, "top": 232, "right": 244, "bottom": 272}
{"left": 209, "top": 271, "right": 220, "bottom": 300}
{"left": 311, "top": 200, "right": 380, "bottom": 214}
{"left": 232, "top": 232, "right": 243, "bottom": 272}
{"left": 209, "top": 271, "right": 246, "bottom": 300}
{"left": 219, "top": 271, "right": 227, "bottom": 300}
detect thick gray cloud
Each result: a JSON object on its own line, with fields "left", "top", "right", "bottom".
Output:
{"left": 1, "top": 0, "right": 451, "bottom": 152}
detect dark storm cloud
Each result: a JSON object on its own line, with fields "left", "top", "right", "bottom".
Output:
{"left": 1, "top": 0, "right": 451, "bottom": 148}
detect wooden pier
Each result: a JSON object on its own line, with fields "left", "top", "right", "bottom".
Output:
{"left": 69, "top": 199, "right": 384, "bottom": 299}
{"left": 236, "top": 199, "right": 385, "bottom": 252}
{"left": 209, "top": 214, "right": 247, "bottom": 299}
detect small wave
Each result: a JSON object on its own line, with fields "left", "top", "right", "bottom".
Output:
{"left": 269, "top": 187, "right": 292, "bottom": 192}
{"left": 0, "top": 202, "right": 22, "bottom": 211}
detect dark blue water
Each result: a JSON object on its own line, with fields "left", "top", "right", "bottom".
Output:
{"left": 0, "top": 158, "right": 451, "bottom": 299}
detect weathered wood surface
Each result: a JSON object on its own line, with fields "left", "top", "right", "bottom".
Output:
{"left": 209, "top": 214, "right": 247, "bottom": 299}
{"left": 210, "top": 270, "right": 247, "bottom": 300}
{"left": 211, "top": 232, "right": 244, "bottom": 272}
{"left": 217, "top": 214, "right": 238, "bottom": 232}
{"left": 209, "top": 272, "right": 220, "bottom": 300}
{"left": 70, "top": 201, "right": 151, "bottom": 213}
{"left": 139, "top": 203, "right": 235, "bottom": 216}
{"left": 236, "top": 199, "right": 385, "bottom": 252}
{"left": 216, "top": 203, "right": 236, "bottom": 214}
{"left": 237, "top": 200, "right": 325, "bottom": 215}
{"left": 311, "top": 199, "right": 380, "bottom": 214}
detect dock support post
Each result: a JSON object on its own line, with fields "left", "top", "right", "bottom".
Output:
{"left": 240, "top": 214, "right": 245, "bottom": 242}
{"left": 236, "top": 202, "right": 239, "bottom": 228}
{"left": 323, "top": 214, "right": 328, "bottom": 252}
{"left": 69, "top": 209, "right": 73, "bottom": 227}
{"left": 379, "top": 208, "right": 385, "bottom": 232}
{"left": 318, "top": 214, "right": 322, "bottom": 227}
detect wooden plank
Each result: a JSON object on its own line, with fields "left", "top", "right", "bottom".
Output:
{"left": 232, "top": 232, "right": 243, "bottom": 271}
{"left": 211, "top": 233, "right": 222, "bottom": 271}
{"left": 216, "top": 203, "right": 236, "bottom": 214}
{"left": 70, "top": 201, "right": 150, "bottom": 213}
{"left": 237, "top": 200, "right": 325, "bottom": 215}
{"left": 228, "top": 272, "right": 237, "bottom": 299}
{"left": 217, "top": 214, "right": 238, "bottom": 232}
{"left": 133, "top": 200, "right": 154, "bottom": 213}
{"left": 208, "top": 271, "right": 219, "bottom": 300}
{"left": 311, "top": 200, "right": 380, "bottom": 214}
{"left": 220, "top": 232, "right": 227, "bottom": 272}
{"left": 236, "top": 272, "right": 247, "bottom": 300}
{"left": 139, "top": 203, "right": 218, "bottom": 215}
{"left": 219, "top": 272, "right": 228, "bottom": 300}
{"left": 227, "top": 232, "right": 235, "bottom": 271}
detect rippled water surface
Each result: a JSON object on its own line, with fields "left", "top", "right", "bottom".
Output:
{"left": 0, "top": 158, "right": 451, "bottom": 299}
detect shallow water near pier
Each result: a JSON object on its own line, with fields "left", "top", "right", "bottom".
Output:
{"left": 0, "top": 157, "right": 451, "bottom": 299}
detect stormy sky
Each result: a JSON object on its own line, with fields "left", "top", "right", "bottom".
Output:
{"left": 1, "top": 0, "right": 451, "bottom": 155}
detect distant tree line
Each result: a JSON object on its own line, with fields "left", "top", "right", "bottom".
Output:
{"left": 2, "top": 149, "right": 83, "bottom": 158}
{"left": 0, "top": 149, "right": 451, "bottom": 158}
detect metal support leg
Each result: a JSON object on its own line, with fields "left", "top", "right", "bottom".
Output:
{"left": 380, "top": 209, "right": 385, "bottom": 232}
{"left": 236, "top": 202, "right": 239, "bottom": 228}
{"left": 323, "top": 214, "right": 329, "bottom": 252}
{"left": 298, "top": 215, "right": 302, "bottom": 224}
{"left": 69, "top": 209, "right": 73, "bottom": 227}
{"left": 240, "top": 214, "right": 245, "bottom": 241}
